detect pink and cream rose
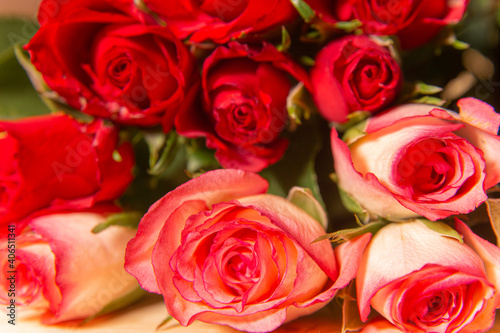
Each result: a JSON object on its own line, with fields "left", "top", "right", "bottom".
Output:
{"left": 357, "top": 219, "right": 500, "bottom": 333}
{"left": 125, "top": 169, "right": 370, "bottom": 332}
{"left": 0, "top": 206, "right": 139, "bottom": 323}
{"left": 332, "top": 97, "right": 500, "bottom": 221}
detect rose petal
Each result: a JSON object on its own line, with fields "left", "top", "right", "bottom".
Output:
{"left": 357, "top": 220, "right": 488, "bottom": 321}
{"left": 28, "top": 210, "right": 138, "bottom": 323}
{"left": 126, "top": 169, "right": 268, "bottom": 293}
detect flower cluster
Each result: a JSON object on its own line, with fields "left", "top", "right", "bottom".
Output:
{"left": 2, "top": 0, "right": 500, "bottom": 332}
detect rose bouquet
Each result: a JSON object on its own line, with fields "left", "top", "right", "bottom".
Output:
{"left": 1, "top": 0, "right": 500, "bottom": 332}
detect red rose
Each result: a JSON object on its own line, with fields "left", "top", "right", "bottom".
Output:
{"left": 0, "top": 114, "right": 134, "bottom": 226}
{"left": 26, "top": 0, "right": 196, "bottom": 128}
{"left": 311, "top": 35, "right": 402, "bottom": 123}
{"left": 142, "top": 0, "right": 297, "bottom": 43}
{"left": 175, "top": 42, "right": 310, "bottom": 172}
{"left": 396, "top": 0, "right": 470, "bottom": 49}
{"left": 307, "top": 0, "right": 469, "bottom": 49}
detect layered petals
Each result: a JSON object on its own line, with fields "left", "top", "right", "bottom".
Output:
{"left": 125, "top": 169, "right": 369, "bottom": 332}
{"left": 357, "top": 220, "right": 500, "bottom": 333}
{"left": 0, "top": 207, "right": 139, "bottom": 323}
{"left": 312, "top": 35, "right": 402, "bottom": 123}
{"left": 175, "top": 42, "right": 310, "bottom": 171}
{"left": 142, "top": 0, "right": 297, "bottom": 43}
{"left": 0, "top": 114, "right": 134, "bottom": 227}
{"left": 26, "top": 0, "right": 196, "bottom": 127}
{"left": 332, "top": 98, "right": 500, "bottom": 221}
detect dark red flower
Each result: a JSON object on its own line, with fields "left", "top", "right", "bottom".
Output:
{"left": 311, "top": 35, "right": 402, "bottom": 123}
{"left": 26, "top": 0, "right": 197, "bottom": 128}
{"left": 175, "top": 42, "right": 310, "bottom": 172}
{"left": 0, "top": 114, "right": 134, "bottom": 226}
{"left": 142, "top": 0, "right": 297, "bottom": 43}
{"left": 307, "top": 0, "right": 469, "bottom": 49}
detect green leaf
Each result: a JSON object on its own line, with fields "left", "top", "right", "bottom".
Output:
{"left": 451, "top": 39, "right": 470, "bottom": 50}
{"left": 276, "top": 26, "right": 292, "bottom": 52}
{"left": 313, "top": 220, "right": 386, "bottom": 244}
{"left": 286, "top": 82, "right": 316, "bottom": 126}
{"left": 260, "top": 115, "right": 325, "bottom": 208}
{"left": 0, "top": 44, "right": 50, "bottom": 119}
{"left": 420, "top": 219, "right": 463, "bottom": 243}
{"left": 185, "top": 140, "right": 220, "bottom": 173}
{"left": 143, "top": 130, "right": 180, "bottom": 176}
{"left": 92, "top": 212, "right": 143, "bottom": 233}
{"left": 290, "top": 0, "right": 315, "bottom": 22}
{"left": 156, "top": 316, "right": 174, "bottom": 330}
{"left": 414, "top": 82, "right": 443, "bottom": 95}
{"left": 81, "top": 287, "right": 147, "bottom": 325}
{"left": 287, "top": 187, "right": 328, "bottom": 229}
{"left": 337, "top": 187, "right": 366, "bottom": 217}
{"left": 299, "top": 55, "right": 315, "bottom": 66}
{"left": 334, "top": 19, "right": 363, "bottom": 33}
{"left": 339, "top": 280, "right": 377, "bottom": 333}
{"left": 336, "top": 111, "right": 371, "bottom": 138}
{"left": 412, "top": 95, "right": 446, "bottom": 106}
{"left": 486, "top": 199, "right": 500, "bottom": 246}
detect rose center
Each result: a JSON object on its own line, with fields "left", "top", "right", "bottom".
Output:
{"left": 17, "top": 262, "right": 42, "bottom": 305}
{"left": 107, "top": 55, "right": 133, "bottom": 88}
{"left": 396, "top": 138, "right": 454, "bottom": 194}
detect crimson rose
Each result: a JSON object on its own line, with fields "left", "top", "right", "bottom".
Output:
{"left": 0, "top": 114, "right": 134, "bottom": 227}
{"left": 311, "top": 35, "right": 402, "bottom": 123}
{"left": 142, "top": 0, "right": 297, "bottom": 43}
{"left": 26, "top": 0, "right": 196, "bottom": 128}
{"left": 175, "top": 42, "right": 310, "bottom": 172}
{"left": 307, "top": 0, "right": 469, "bottom": 49}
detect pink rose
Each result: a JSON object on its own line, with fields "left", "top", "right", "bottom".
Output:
{"left": 311, "top": 35, "right": 402, "bottom": 123}
{"left": 332, "top": 97, "right": 500, "bottom": 221}
{"left": 0, "top": 114, "right": 134, "bottom": 227}
{"left": 125, "top": 169, "right": 370, "bottom": 332}
{"left": 0, "top": 206, "right": 138, "bottom": 323}
{"left": 357, "top": 219, "right": 500, "bottom": 333}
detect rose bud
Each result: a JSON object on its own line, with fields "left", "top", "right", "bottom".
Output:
{"left": 332, "top": 97, "right": 500, "bottom": 221}
{"left": 357, "top": 219, "right": 500, "bottom": 333}
{"left": 311, "top": 35, "right": 402, "bottom": 124}
{"left": 26, "top": 0, "right": 196, "bottom": 128}
{"left": 125, "top": 169, "right": 370, "bottom": 332}
{"left": 306, "top": 0, "right": 469, "bottom": 49}
{"left": 0, "top": 206, "right": 139, "bottom": 323}
{"left": 141, "top": 0, "right": 297, "bottom": 43}
{"left": 0, "top": 114, "right": 134, "bottom": 227}
{"left": 175, "top": 42, "right": 310, "bottom": 172}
